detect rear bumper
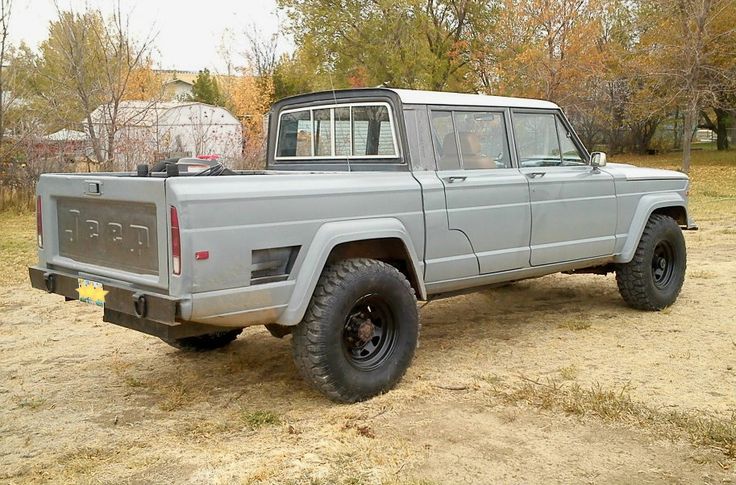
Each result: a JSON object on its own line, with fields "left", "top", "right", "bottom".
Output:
{"left": 28, "top": 266, "right": 227, "bottom": 339}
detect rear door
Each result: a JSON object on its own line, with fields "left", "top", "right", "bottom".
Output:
{"left": 512, "top": 111, "right": 617, "bottom": 266}
{"left": 430, "top": 108, "right": 532, "bottom": 274}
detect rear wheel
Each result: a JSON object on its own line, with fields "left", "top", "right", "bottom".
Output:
{"left": 161, "top": 329, "right": 242, "bottom": 351}
{"left": 291, "top": 258, "right": 419, "bottom": 403}
{"left": 616, "top": 214, "right": 686, "bottom": 310}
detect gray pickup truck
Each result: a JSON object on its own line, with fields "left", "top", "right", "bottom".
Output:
{"left": 30, "top": 88, "right": 696, "bottom": 402}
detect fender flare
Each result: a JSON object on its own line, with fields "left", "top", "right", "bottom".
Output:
{"left": 613, "top": 193, "right": 688, "bottom": 264}
{"left": 276, "top": 217, "right": 426, "bottom": 326}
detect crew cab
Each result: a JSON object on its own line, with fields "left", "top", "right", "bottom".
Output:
{"left": 29, "top": 88, "right": 696, "bottom": 402}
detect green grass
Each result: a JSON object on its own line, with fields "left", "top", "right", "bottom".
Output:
{"left": 240, "top": 410, "right": 281, "bottom": 430}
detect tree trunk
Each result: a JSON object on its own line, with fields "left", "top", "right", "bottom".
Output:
{"left": 681, "top": 103, "right": 696, "bottom": 174}
{"left": 672, "top": 109, "right": 681, "bottom": 150}
{"left": 715, "top": 108, "right": 730, "bottom": 150}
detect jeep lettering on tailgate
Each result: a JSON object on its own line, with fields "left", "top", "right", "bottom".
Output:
{"left": 56, "top": 197, "right": 159, "bottom": 275}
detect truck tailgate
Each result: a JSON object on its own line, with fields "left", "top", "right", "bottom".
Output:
{"left": 37, "top": 174, "right": 170, "bottom": 290}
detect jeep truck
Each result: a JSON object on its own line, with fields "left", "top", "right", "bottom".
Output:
{"left": 29, "top": 88, "right": 696, "bottom": 402}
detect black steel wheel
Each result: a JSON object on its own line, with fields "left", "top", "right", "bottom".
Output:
{"left": 616, "top": 214, "right": 686, "bottom": 310}
{"left": 343, "top": 294, "right": 397, "bottom": 371}
{"left": 651, "top": 240, "right": 676, "bottom": 289}
{"left": 292, "top": 258, "right": 419, "bottom": 403}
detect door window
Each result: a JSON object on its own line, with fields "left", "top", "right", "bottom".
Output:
{"left": 556, "top": 117, "right": 586, "bottom": 165}
{"left": 513, "top": 112, "right": 587, "bottom": 167}
{"left": 453, "top": 112, "right": 511, "bottom": 169}
{"left": 430, "top": 111, "right": 460, "bottom": 170}
{"left": 513, "top": 113, "right": 560, "bottom": 167}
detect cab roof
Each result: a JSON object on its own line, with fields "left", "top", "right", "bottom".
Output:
{"left": 387, "top": 88, "right": 559, "bottom": 110}
{"left": 272, "top": 87, "right": 560, "bottom": 112}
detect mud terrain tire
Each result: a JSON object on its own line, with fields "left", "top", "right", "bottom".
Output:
{"left": 292, "top": 258, "right": 419, "bottom": 403}
{"left": 616, "top": 214, "right": 686, "bottom": 310}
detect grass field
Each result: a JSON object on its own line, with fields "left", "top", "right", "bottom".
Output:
{"left": 1, "top": 149, "right": 735, "bottom": 483}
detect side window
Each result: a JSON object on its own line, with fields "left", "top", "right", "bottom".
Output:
{"left": 277, "top": 110, "right": 312, "bottom": 158}
{"left": 334, "top": 107, "right": 351, "bottom": 156}
{"left": 352, "top": 105, "right": 395, "bottom": 156}
{"left": 430, "top": 111, "right": 460, "bottom": 170}
{"left": 453, "top": 111, "right": 511, "bottom": 169}
{"left": 513, "top": 113, "right": 560, "bottom": 167}
{"left": 556, "top": 117, "right": 587, "bottom": 165}
{"left": 276, "top": 103, "right": 398, "bottom": 160}
{"left": 403, "top": 108, "right": 437, "bottom": 171}
{"left": 313, "top": 108, "right": 332, "bottom": 156}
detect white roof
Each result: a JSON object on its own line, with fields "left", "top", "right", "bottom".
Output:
{"left": 45, "top": 129, "right": 89, "bottom": 141}
{"left": 90, "top": 101, "right": 240, "bottom": 127}
{"left": 388, "top": 88, "right": 559, "bottom": 110}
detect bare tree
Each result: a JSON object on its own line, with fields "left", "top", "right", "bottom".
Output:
{"left": 0, "top": 0, "right": 12, "bottom": 145}
{"left": 43, "top": 2, "right": 156, "bottom": 170}
{"left": 243, "top": 24, "right": 279, "bottom": 78}
{"left": 642, "top": 0, "right": 736, "bottom": 172}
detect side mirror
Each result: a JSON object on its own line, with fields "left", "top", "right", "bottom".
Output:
{"left": 591, "top": 152, "right": 607, "bottom": 168}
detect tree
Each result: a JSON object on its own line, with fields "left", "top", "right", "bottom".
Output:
{"left": 123, "top": 59, "right": 162, "bottom": 101}
{"left": 639, "top": 0, "right": 736, "bottom": 172}
{"left": 189, "top": 68, "right": 225, "bottom": 106}
{"left": 0, "top": 0, "right": 12, "bottom": 145}
{"left": 278, "top": 0, "right": 488, "bottom": 90}
{"left": 37, "top": 4, "right": 156, "bottom": 169}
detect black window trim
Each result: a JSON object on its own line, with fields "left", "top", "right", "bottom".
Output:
{"left": 274, "top": 101, "right": 401, "bottom": 162}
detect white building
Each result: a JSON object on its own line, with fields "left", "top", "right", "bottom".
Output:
{"left": 88, "top": 101, "right": 243, "bottom": 169}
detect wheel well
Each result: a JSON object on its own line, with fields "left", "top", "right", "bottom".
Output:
{"left": 652, "top": 206, "right": 687, "bottom": 225}
{"left": 326, "top": 238, "right": 423, "bottom": 298}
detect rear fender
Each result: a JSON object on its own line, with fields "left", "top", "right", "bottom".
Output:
{"left": 276, "top": 218, "right": 424, "bottom": 326}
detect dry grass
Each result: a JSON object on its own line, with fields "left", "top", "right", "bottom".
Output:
{"left": 491, "top": 377, "right": 736, "bottom": 458}
{"left": 558, "top": 364, "right": 579, "bottom": 380}
{"left": 0, "top": 211, "right": 35, "bottom": 285}
{"left": 558, "top": 318, "right": 592, "bottom": 331}
{"left": 612, "top": 147, "right": 736, "bottom": 221}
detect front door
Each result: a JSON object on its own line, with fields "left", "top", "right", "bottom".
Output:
{"left": 431, "top": 109, "right": 532, "bottom": 274}
{"left": 512, "top": 111, "right": 617, "bottom": 266}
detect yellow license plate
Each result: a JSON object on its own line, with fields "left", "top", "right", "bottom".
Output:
{"left": 77, "top": 279, "right": 107, "bottom": 307}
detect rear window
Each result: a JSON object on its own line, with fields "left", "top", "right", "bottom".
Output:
{"left": 276, "top": 103, "right": 399, "bottom": 160}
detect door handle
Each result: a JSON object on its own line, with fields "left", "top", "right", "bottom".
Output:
{"left": 526, "top": 172, "right": 545, "bottom": 179}
{"left": 445, "top": 176, "right": 467, "bottom": 183}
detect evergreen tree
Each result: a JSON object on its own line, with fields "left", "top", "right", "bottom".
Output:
{"left": 189, "top": 68, "right": 224, "bottom": 106}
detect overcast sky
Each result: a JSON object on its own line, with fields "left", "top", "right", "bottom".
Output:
{"left": 9, "top": 0, "right": 294, "bottom": 72}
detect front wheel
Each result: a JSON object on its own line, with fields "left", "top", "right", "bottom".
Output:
{"left": 616, "top": 214, "right": 686, "bottom": 310}
{"left": 291, "top": 258, "right": 419, "bottom": 403}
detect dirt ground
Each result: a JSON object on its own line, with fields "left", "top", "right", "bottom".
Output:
{"left": 1, "top": 153, "right": 735, "bottom": 484}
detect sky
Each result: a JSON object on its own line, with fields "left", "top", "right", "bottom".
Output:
{"left": 8, "top": 0, "right": 294, "bottom": 72}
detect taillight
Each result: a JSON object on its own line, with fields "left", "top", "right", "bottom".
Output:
{"left": 170, "top": 206, "right": 181, "bottom": 275}
{"left": 36, "top": 196, "right": 43, "bottom": 248}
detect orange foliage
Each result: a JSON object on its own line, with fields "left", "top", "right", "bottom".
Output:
{"left": 122, "top": 64, "right": 163, "bottom": 101}
{"left": 222, "top": 74, "right": 274, "bottom": 167}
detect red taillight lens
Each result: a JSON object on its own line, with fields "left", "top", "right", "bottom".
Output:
{"left": 36, "top": 196, "right": 43, "bottom": 248}
{"left": 170, "top": 206, "right": 181, "bottom": 275}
